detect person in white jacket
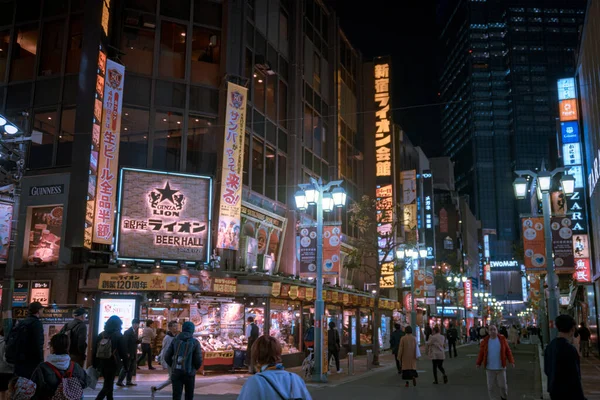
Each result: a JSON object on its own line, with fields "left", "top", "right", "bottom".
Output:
{"left": 0, "top": 328, "right": 14, "bottom": 400}
{"left": 151, "top": 321, "right": 179, "bottom": 397}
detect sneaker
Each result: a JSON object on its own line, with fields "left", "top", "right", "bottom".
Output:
{"left": 337, "top": 369, "right": 343, "bottom": 374}
{"left": 116, "top": 382, "right": 125, "bottom": 387}
{"left": 126, "top": 382, "right": 137, "bottom": 386}
{"left": 149, "top": 367, "right": 156, "bottom": 370}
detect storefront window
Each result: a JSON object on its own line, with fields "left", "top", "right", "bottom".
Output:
{"left": 153, "top": 111, "right": 182, "bottom": 171}
{"left": 279, "top": 81, "right": 287, "bottom": 128}
{"left": 186, "top": 115, "right": 217, "bottom": 174}
{"left": 120, "top": 107, "right": 149, "bottom": 168}
{"left": 56, "top": 108, "right": 75, "bottom": 166}
{"left": 326, "top": 305, "right": 342, "bottom": 332}
{"left": 190, "top": 26, "right": 220, "bottom": 86}
{"left": 243, "top": 133, "right": 250, "bottom": 186}
{"left": 16, "top": 0, "right": 40, "bottom": 23}
{"left": 10, "top": 24, "right": 38, "bottom": 82}
{"left": 277, "top": 155, "right": 286, "bottom": 204}
{"left": 125, "top": 0, "right": 157, "bottom": 13}
{"left": 39, "top": 19, "right": 65, "bottom": 76}
{"left": 161, "top": 0, "right": 190, "bottom": 20}
{"left": 359, "top": 308, "right": 373, "bottom": 346}
{"left": 121, "top": 27, "right": 154, "bottom": 76}
{"left": 266, "top": 76, "right": 276, "bottom": 121}
{"left": 66, "top": 15, "right": 83, "bottom": 74}
{"left": 245, "top": 302, "right": 265, "bottom": 337}
{"left": 343, "top": 309, "right": 356, "bottom": 346}
{"left": 159, "top": 21, "right": 187, "bottom": 79}
{"left": 270, "top": 299, "right": 301, "bottom": 354}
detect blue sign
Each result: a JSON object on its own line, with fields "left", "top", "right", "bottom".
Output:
{"left": 561, "top": 121, "right": 580, "bottom": 144}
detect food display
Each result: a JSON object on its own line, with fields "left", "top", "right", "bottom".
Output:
{"left": 359, "top": 308, "right": 373, "bottom": 346}
{"left": 26, "top": 205, "right": 63, "bottom": 266}
{"left": 269, "top": 300, "right": 301, "bottom": 355}
{"left": 197, "top": 335, "right": 246, "bottom": 351}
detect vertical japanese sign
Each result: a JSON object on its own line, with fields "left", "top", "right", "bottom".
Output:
{"left": 322, "top": 226, "right": 341, "bottom": 275}
{"left": 93, "top": 59, "right": 125, "bottom": 245}
{"left": 30, "top": 280, "right": 51, "bottom": 306}
{"left": 380, "top": 261, "right": 395, "bottom": 288}
{"left": 550, "top": 216, "right": 574, "bottom": 272}
{"left": 521, "top": 217, "right": 546, "bottom": 272}
{"left": 422, "top": 170, "right": 434, "bottom": 263}
{"left": 464, "top": 279, "right": 472, "bottom": 309}
{"left": 298, "top": 226, "right": 317, "bottom": 275}
{"left": 217, "top": 82, "right": 247, "bottom": 250}
{"left": 401, "top": 170, "right": 417, "bottom": 243}
{"left": 85, "top": 49, "right": 107, "bottom": 249}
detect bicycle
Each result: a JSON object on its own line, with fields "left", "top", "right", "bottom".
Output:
{"left": 301, "top": 347, "right": 315, "bottom": 379}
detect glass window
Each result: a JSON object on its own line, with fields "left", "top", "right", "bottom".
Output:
{"left": 253, "top": 70, "right": 265, "bottom": 113}
{"left": 313, "top": 52, "right": 321, "bottom": 92}
{"left": 277, "top": 155, "right": 286, "bottom": 203}
{"left": 359, "top": 308, "right": 373, "bottom": 346}
{"left": 29, "top": 110, "right": 57, "bottom": 169}
{"left": 44, "top": 0, "right": 68, "bottom": 17}
{"left": 266, "top": 76, "right": 276, "bottom": 121}
{"left": 190, "top": 26, "right": 220, "bottom": 86}
{"left": 269, "top": 299, "right": 301, "bottom": 354}
{"left": 10, "top": 24, "right": 38, "bottom": 81}
{"left": 66, "top": 15, "right": 83, "bottom": 74}
{"left": 265, "top": 145, "right": 275, "bottom": 200}
{"left": 159, "top": 22, "right": 187, "bottom": 79}
{"left": 194, "top": 0, "right": 222, "bottom": 27}
{"left": 279, "top": 12, "right": 288, "bottom": 56}
{"left": 303, "top": 104, "right": 312, "bottom": 150}
{"left": 243, "top": 132, "right": 250, "bottom": 186}
{"left": 121, "top": 27, "right": 154, "bottom": 76}
{"left": 160, "top": 0, "right": 190, "bottom": 20}
{"left": 186, "top": 115, "right": 217, "bottom": 174}
{"left": 125, "top": 0, "right": 156, "bottom": 13}
{"left": 0, "top": 2, "right": 13, "bottom": 26}
{"left": 251, "top": 138, "right": 264, "bottom": 194}
{"left": 0, "top": 30, "right": 9, "bottom": 82}
{"left": 153, "top": 111, "right": 182, "bottom": 171}
{"left": 16, "top": 0, "right": 40, "bottom": 23}
{"left": 56, "top": 108, "right": 74, "bottom": 166}
{"left": 120, "top": 108, "right": 149, "bottom": 168}
{"left": 278, "top": 81, "right": 287, "bottom": 128}
{"left": 39, "top": 19, "right": 65, "bottom": 76}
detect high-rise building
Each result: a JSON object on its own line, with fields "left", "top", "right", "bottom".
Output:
{"left": 438, "top": 0, "right": 585, "bottom": 299}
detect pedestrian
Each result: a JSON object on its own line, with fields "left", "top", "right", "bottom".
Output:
{"left": 424, "top": 324, "right": 432, "bottom": 342}
{"left": 93, "top": 315, "right": 129, "bottom": 400}
{"left": 398, "top": 326, "right": 419, "bottom": 388}
{"left": 6, "top": 301, "right": 45, "bottom": 379}
{"left": 164, "top": 321, "right": 202, "bottom": 400}
{"left": 151, "top": 320, "right": 179, "bottom": 396}
{"left": 390, "top": 323, "right": 405, "bottom": 374}
{"left": 237, "top": 335, "right": 312, "bottom": 400}
{"left": 59, "top": 307, "right": 88, "bottom": 367}
{"left": 0, "top": 328, "right": 14, "bottom": 400}
{"left": 245, "top": 317, "right": 259, "bottom": 373}
{"left": 470, "top": 326, "right": 478, "bottom": 343}
{"left": 303, "top": 319, "right": 315, "bottom": 351}
{"left": 499, "top": 325, "right": 508, "bottom": 339}
{"left": 479, "top": 324, "right": 489, "bottom": 341}
{"left": 577, "top": 322, "right": 591, "bottom": 357}
{"left": 137, "top": 320, "right": 157, "bottom": 370}
{"left": 446, "top": 323, "right": 458, "bottom": 358}
{"left": 544, "top": 315, "right": 586, "bottom": 400}
{"left": 427, "top": 326, "right": 448, "bottom": 385}
{"left": 327, "top": 321, "right": 342, "bottom": 374}
{"left": 476, "top": 324, "right": 515, "bottom": 400}
{"left": 116, "top": 318, "right": 140, "bottom": 387}
{"left": 508, "top": 325, "right": 519, "bottom": 348}
{"left": 31, "top": 333, "right": 87, "bottom": 400}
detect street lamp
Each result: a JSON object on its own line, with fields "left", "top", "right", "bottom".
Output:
{"left": 295, "top": 177, "right": 346, "bottom": 383}
{"left": 513, "top": 163, "right": 573, "bottom": 341}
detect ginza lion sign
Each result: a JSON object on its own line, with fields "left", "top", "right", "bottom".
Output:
{"left": 116, "top": 169, "right": 212, "bottom": 263}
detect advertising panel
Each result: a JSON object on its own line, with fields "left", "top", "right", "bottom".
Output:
{"left": 551, "top": 216, "right": 574, "bottom": 272}
{"left": 464, "top": 279, "right": 472, "bottom": 309}
{"left": 93, "top": 59, "right": 125, "bottom": 245}
{"left": 298, "top": 226, "right": 317, "bottom": 275}
{"left": 559, "top": 99, "right": 578, "bottom": 121}
{"left": 216, "top": 82, "right": 248, "bottom": 250}
{"left": 557, "top": 78, "right": 576, "bottom": 100}
{"left": 0, "top": 203, "right": 12, "bottom": 263}
{"left": 322, "top": 226, "right": 341, "bottom": 275}
{"left": 422, "top": 171, "right": 434, "bottom": 262}
{"left": 521, "top": 217, "right": 546, "bottom": 272}
{"left": 12, "top": 281, "right": 29, "bottom": 308}
{"left": 30, "top": 280, "right": 51, "bottom": 306}
{"left": 401, "top": 170, "right": 417, "bottom": 243}
{"left": 98, "top": 298, "right": 136, "bottom": 335}
{"left": 560, "top": 121, "right": 580, "bottom": 144}
{"left": 25, "top": 205, "right": 63, "bottom": 266}
{"left": 116, "top": 169, "right": 212, "bottom": 262}
{"left": 563, "top": 143, "right": 582, "bottom": 166}
{"left": 567, "top": 189, "right": 588, "bottom": 234}
{"left": 573, "top": 258, "right": 591, "bottom": 283}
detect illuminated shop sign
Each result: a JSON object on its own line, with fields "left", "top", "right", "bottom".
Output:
{"left": 567, "top": 166, "right": 584, "bottom": 189}
{"left": 561, "top": 121, "right": 580, "bottom": 144}
{"left": 489, "top": 260, "right": 520, "bottom": 268}
{"left": 557, "top": 78, "right": 576, "bottom": 101}
{"left": 559, "top": 99, "right": 579, "bottom": 121}
{"left": 116, "top": 169, "right": 212, "bottom": 263}
{"left": 563, "top": 143, "right": 582, "bottom": 166}
{"left": 422, "top": 171, "right": 434, "bottom": 261}
{"left": 567, "top": 189, "right": 588, "bottom": 234}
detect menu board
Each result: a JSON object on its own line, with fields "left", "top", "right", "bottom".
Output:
{"left": 26, "top": 205, "right": 63, "bottom": 266}
{"left": 192, "top": 301, "right": 220, "bottom": 336}
{"left": 98, "top": 298, "right": 136, "bottom": 335}
{"left": 220, "top": 303, "right": 244, "bottom": 337}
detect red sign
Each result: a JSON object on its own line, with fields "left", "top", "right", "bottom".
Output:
{"left": 403, "top": 292, "right": 412, "bottom": 311}
{"left": 573, "top": 259, "right": 591, "bottom": 283}
{"left": 464, "top": 279, "right": 472, "bottom": 309}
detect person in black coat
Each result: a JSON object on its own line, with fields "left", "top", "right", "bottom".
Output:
{"left": 93, "top": 316, "right": 129, "bottom": 400}
{"left": 389, "top": 323, "right": 405, "bottom": 373}
{"left": 59, "top": 307, "right": 88, "bottom": 367}
{"left": 117, "top": 318, "right": 140, "bottom": 386}
{"left": 327, "top": 321, "right": 342, "bottom": 373}
{"left": 13, "top": 302, "right": 45, "bottom": 379}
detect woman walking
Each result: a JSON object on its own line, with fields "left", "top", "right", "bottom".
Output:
{"left": 398, "top": 326, "right": 419, "bottom": 387}
{"left": 94, "top": 316, "right": 129, "bottom": 400}
{"left": 427, "top": 326, "right": 448, "bottom": 384}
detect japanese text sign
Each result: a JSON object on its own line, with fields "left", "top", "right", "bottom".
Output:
{"left": 212, "top": 277, "right": 237, "bottom": 294}
{"left": 30, "top": 280, "right": 51, "bottom": 306}
{"left": 464, "top": 279, "right": 472, "bottom": 309}
{"left": 99, "top": 273, "right": 167, "bottom": 291}
{"left": 298, "top": 226, "right": 317, "bottom": 275}
{"left": 573, "top": 258, "right": 591, "bottom": 283}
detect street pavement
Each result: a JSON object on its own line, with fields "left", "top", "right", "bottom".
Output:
{"left": 82, "top": 343, "right": 550, "bottom": 399}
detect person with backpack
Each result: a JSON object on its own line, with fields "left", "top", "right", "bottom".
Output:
{"left": 237, "top": 335, "right": 312, "bottom": 400}
{"left": 446, "top": 323, "right": 458, "bottom": 358}
{"left": 245, "top": 317, "right": 259, "bottom": 373}
{"left": 31, "top": 333, "right": 87, "bottom": 400}
{"left": 164, "top": 321, "right": 202, "bottom": 400}
{"left": 116, "top": 319, "right": 140, "bottom": 387}
{"left": 0, "top": 328, "right": 14, "bottom": 400}
{"left": 6, "top": 302, "right": 45, "bottom": 379}
{"left": 151, "top": 320, "right": 179, "bottom": 396}
{"left": 327, "top": 321, "right": 342, "bottom": 374}
{"left": 59, "top": 308, "right": 88, "bottom": 368}
{"left": 93, "top": 316, "right": 128, "bottom": 400}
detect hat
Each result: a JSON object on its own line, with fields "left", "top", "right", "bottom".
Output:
{"left": 182, "top": 321, "right": 195, "bottom": 333}
{"left": 73, "top": 308, "right": 86, "bottom": 317}
{"left": 28, "top": 302, "right": 44, "bottom": 314}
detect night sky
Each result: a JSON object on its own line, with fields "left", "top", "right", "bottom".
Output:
{"left": 326, "top": 0, "right": 442, "bottom": 157}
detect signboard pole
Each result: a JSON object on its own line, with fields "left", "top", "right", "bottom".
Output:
{"left": 542, "top": 192, "right": 559, "bottom": 341}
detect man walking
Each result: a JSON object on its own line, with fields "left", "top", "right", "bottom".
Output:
{"left": 577, "top": 322, "right": 591, "bottom": 358}
{"left": 245, "top": 316, "right": 259, "bottom": 373}
{"left": 424, "top": 324, "right": 432, "bottom": 342}
{"left": 151, "top": 320, "right": 179, "bottom": 396}
{"left": 7, "top": 301, "right": 45, "bottom": 379}
{"left": 544, "top": 315, "right": 586, "bottom": 400}
{"left": 476, "top": 325, "right": 515, "bottom": 400}
{"left": 117, "top": 318, "right": 140, "bottom": 386}
{"left": 389, "top": 323, "right": 405, "bottom": 373}
{"left": 446, "top": 323, "right": 458, "bottom": 358}
{"left": 60, "top": 307, "right": 88, "bottom": 367}
{"left": 165, "top": 321, "right": 202, "bottom": 400}
{"left": 138, "top": 319, "right": 157, "bottom": 370}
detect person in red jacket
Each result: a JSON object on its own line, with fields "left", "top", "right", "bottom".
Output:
{"left": 476, "top": 325, "right": 515, "bottom": 400}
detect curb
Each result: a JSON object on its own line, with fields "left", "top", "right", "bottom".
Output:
{"left": 538, "top": 344, "right": 549, "bottom": 400}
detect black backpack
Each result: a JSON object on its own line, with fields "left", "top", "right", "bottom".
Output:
{"left": 5, "top": 322, "right": 29, "bottom": 364}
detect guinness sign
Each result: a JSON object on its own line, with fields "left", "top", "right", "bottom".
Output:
{"left": 29, "top": 185, "right": 64, "bottom": 196}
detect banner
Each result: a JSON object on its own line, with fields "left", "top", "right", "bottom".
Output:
{"left": 380, "top": 261, "right": 395, "bottom": 288}
{"left": 93, "top": 59, "right": 124, "bottom": 245}
{"left": 305, "top": 287, "right": 314, "bottom": 301}
{"left": 551, "top": 216, "right": 574, "bottom": 271}
{"left": 413, "top": 269, "right": 426, "bottom": 297}
{"left": 522, "top": 217, "right": 546, "bottom": 272}
{"left": 216, "top": 82, "right": 248, "bottom": 250}
{"left": 99, "top": 273, "right": 168, "bottom": 291}
{"left": 298, "top": 226, "right": 317, "bottom": 275}
{"left": 323, "top": 226, "right": 341, "bottom": 275}
{"left": 271, "top": 282, "right": 281, "bottom": 297}
{"left": 464, "top": 279, "right": 472, "bottom": 309}
{"left": 212, "top": 278, "right": 237, "bottom": 294}
{"left": 573, "top": 259, "right": 591, "bottom": 283}
{"left": 529, "top": 274, "right": 541, "bottom": 310}
{"left": 0, "top": 203, "right": 12, "bottom": 263}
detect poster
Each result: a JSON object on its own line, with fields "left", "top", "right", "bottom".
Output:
{"left": 117, "top": 169, "right": 212, "bottom": 263}
{"left": 194, "top": 301, "right": 221, "bottom": 336}
{"left": 323, "top": 226, "right": 341, "bottom": 275}
{"left": 220, "top": 303, "right": 245, "bottom": 337}
{"left": 521, "top": 217, "right": 545, "bottom": 272}
{"left": 529, "top": 274, "right": 541, "bottom": 310}
{"left": 26, "top": 205, "right": 63, "bottom": 266}
{"left": 551, "top": 216, "right": 574, "bottom": 271}
{"left": 573, "top": 234, "right": 590, "bottom": 258}
{"left": 98, "top": 298, "right": 136, "bottom": 335}
{"left": 216, "top": 82, "right": 248, "bottom": 250}
{"left": 12, "top": 281, "right": 29, "bottom": 308}
{"left": 93, "top": 59, "right": 125, "bottom": 245}
{"left": 573, "top": 259, "right": 591, "bottom": 283}
{"left": 298, "top": 226, "right": 317, "bottom": 275}
{"left": 30, "top": 280, "right": 51, "bottom": 306}
{"left": 0, "top": 203, "right": 12, "bottom": 263}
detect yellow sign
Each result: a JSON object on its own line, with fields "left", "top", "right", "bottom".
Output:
{"left": 272, "top": 282, "right": 281, "bottom": 297}
{"left": 213, "top": 278, "right": 237, "bottom": 294}
{"left": 289, "top": 286, "right": 298, "bottom": 300}
{"left": 322, "top": 315, "right": 328, "bottom": 374}
{"left": 374, "top": 61, "right": 391, "bottom": 177}
{"left": 204, "top": 351, "right": 234, "bottom": 359}
{"left": 305, "top": 287, "right": 314, "bottom": 301}
{"left": 331, "top": 291, "right": 339, "bottom": 303}
{"left": 101, "top": 0, "right": 111, "bottom": 36}
{"left": 343, "top": 294, "right": 350, "bottom": 305}
{"left": 216, "top": 82, "right": 248, "bottom": 251}
{"left": 98, "top": 273, "right": 167, "bottom": 291}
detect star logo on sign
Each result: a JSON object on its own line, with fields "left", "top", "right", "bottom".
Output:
{"left": 156, "top": 182, "right": 179, "bottom": 204}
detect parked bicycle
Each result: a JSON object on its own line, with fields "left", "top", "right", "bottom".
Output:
{"left": 301, "top": 347, "right": 315, "bottom": 379}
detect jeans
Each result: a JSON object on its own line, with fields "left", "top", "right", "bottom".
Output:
{"left": 118, "top": 357, "right": 136, "bottom": 384}
{"left": 138, "top": 343, "right": 153, "bottom": 368}
{"left": 171, "top": 371, "right": 195, "bottom": 400}
{"left": 448, "top": 341, "right": 457, "bottom": 357}
{"left": 328, "top": 348, "right": 340, "bottom": 371}
{"left": 432, "top": 360, "right": 446, "bottom": 383}
{"left": 155, "top": 366, "right": 172, "bottom": 390}
{"left": 96, "top": 368, "right": 117, "bottom": 400}
{"left": 486, "top": 369, "right": 508, "bottom": 400}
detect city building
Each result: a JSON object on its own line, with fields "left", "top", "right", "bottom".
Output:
{"left": 438, "top": 0, "right": 586, "bottom": 300}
